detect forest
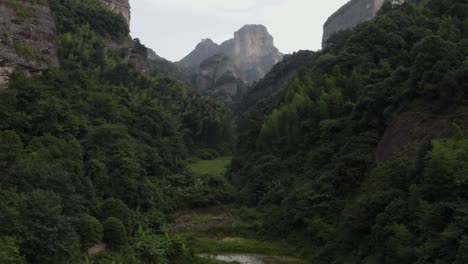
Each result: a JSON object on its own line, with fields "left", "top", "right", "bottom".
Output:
{"left": 231, "top": 0, "right": 468, "bottom": 263}
{"left": 0, "top": 0, "right": 467, "bottom": 263}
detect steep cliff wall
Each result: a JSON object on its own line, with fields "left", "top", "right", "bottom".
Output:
{"left": 322, "top": 0, "right": 384, "bottom": 47}
{"left": 0, "top": 0, "right": 59, "bottom": 87}
{"left": 99, "top": 0, "right": 130, "bottom": 24}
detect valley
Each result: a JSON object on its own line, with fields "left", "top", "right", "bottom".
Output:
{"left": 0, "top": 0, "right": 466, "bottom": 263}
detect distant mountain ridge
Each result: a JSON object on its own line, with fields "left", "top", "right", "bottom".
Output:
{"left": 177, "top": 25, "right": 283, "bottom": 103}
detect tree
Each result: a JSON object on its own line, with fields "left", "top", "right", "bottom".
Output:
{"left": 103, "top": 217, "right": 128, "bottom": 248}
{"left": 78, "top": 215, "right": 104, "bottom": 247}
{"left": 0, "top": 237, "right": 25, "bottom": 264}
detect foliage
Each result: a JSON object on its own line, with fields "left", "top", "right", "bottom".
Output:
{"left": 0, "top": 0, "right": 235, "bottom": 262}
{"left": 103, "top": 217, "right": 128, "bottom": 249}
{"left": 0, "top": 236, "right": 25, "bottom": 264}
{"left": 230, "top": 0, "right": 468, "bottom": 263}
{"left": 78, "top": 215, "right": 104, "bottom": 247}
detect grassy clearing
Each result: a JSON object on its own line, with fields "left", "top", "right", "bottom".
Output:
{"left": 189, "top": 236, "right": 301, "bottom": 257}
{"left": 192, "top": 215, "right": 225, "bottom": 224}
{"left": 188, "top": 157, "right": 232, "bottom": 177}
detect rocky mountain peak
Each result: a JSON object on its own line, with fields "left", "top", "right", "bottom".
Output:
{"left": 177, "top": 24, "right": 283, "bottom": 103}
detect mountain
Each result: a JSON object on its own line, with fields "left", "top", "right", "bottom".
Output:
{"left": 177, "top": 24, "right": 283, "bottom": 103}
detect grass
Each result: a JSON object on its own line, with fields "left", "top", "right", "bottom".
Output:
{"left": 189, "top": 157, "right": 232, "bottom": 177}
{"left": 189, "top": 236, "right": 302, "bottom": 257}
{"left": 192, "top": 215, "right": 224, "bottom": 224}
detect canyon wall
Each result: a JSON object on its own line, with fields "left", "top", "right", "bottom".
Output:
{"left": 322, "top": 0, "right": 384, "bottom": 47}
{"left": 0, "top": 0, "right": 59, "bottom": 87}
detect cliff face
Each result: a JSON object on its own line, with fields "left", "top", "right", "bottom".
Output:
{"left": 98, "top": 0, "right": 130, "bottom": 24}
{"left": 178, "top": 25, "right": 283, "bottom": 103}
{"left": 222, "top": 25, "right": 283, "bottom": 84}
{"left": 322, "top": 0, "right": 384, "bottom": 47}
{"left": 0, "top": 0, "right": 59, "bottom": 87}
{"left": 196, "top": 54, "right": 245, "bottom": 102}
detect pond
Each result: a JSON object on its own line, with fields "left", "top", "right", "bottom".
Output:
{"left": 197, "top": 253, "right": 305, "bottom": 264}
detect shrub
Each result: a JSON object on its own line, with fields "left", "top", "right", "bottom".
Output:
{"left": 103, "top": 217, "right": 128, "bottom": 248}
{"left": 78, "top": 215, "right": 104, "bottom": 247}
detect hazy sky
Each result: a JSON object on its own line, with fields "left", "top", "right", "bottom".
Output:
{"left": 129, "top": 0, "right": 349, "bottom": 62}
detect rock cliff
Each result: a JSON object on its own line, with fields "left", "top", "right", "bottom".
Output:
{"left": 0, "top": 0, "right": 59, "bottom": 87}
{"left": 178, "top": 25, "right": 283, "bottom": 103}
{"left": 98, "top": 0, "right": 130, "bottom": 24}
{"left": 322, "top": 0, "right": 384, "bottom": 47}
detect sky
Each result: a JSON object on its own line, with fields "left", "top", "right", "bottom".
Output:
{"left": 129, "top": 0, "right": 350, "bottom": 62}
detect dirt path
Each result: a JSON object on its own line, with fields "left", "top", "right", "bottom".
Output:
{"left": 87, "top": 243, "right": 106, "bottom": 256}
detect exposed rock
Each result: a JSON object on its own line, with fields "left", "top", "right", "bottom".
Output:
{"left": 0, "top": 0, "right": 59, "bottom": 87}
{"left": 322, "top": 0, "right": 384, "bottom": 47}
{"left": 98, "top": 0, "right": 130, "bottom": 25}
{"left": 196, "top": 54, "right": 245, "bottom": 102}
{"left": 376, "top": 108, "right": 468, "bottom": 162}
{"left": 178, "top": 25, "right": 283, "bottom": 103}
{"left": 221, "top": 25, "right": 283, "bottom": 84}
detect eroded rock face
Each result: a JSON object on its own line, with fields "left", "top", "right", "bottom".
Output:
{"left": 0, "top": 0, "right": 59, "bottom": 87}
{"left": 178, "top": 25, "right": 282, "bottom": 103}
{"left": 196, "top": 54, "right": 244, "bottom": 102}
{"left": 322, "top": 0, "right": 384, "bottom": 47}
{"left": 99, "top": 0, "right": 131, "bottom": 25}
{"left": 223, "top": 25, "right": 283, "bottom": 84}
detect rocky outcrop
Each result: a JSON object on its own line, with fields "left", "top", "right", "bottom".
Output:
{"left": 99, "top": 0, "right": 130, "bottom": 25}
{"left": 178, "top": 25, "right": 283, "bottom": 103}
{"left": 0, "top": 0, "right": 59, "bottom": 87}
{"left": 196, "top": 54, "right": 245, "bottom": 102}
{"left": 223, "top": 25, "right": 283, "bottom": 84}
{"left": 322, "top": 0, "right": 384, "bottom": 47}
{"left": 376, "top": 108, "right": 468, "bottom": 162}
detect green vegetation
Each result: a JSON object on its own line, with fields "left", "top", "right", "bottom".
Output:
{"left": 192, "top": 215, "right": 223, "bottom": 224}
{"left": 190, "top": 236, "right": 299, "bottom": 256}
{"left": 0, "top": 0, "right": 234, "bottom": 263}
{"left": 103, "top": 218, "right": 128, "bottom": 249}
{"left": 51, "top": 0, "right": 129, "bottom": 39}
{"left": 0, "top": 0, "right": 467, "bottom": 263}
{"left": 14, "top": 42, "right": 40, "bottom": 60}
{"left": 6, "top": 0, "right": 36, "bottom": 17}
{"left": 189, "top": 157, "right": 232, "bottom": 177}
{"left": 78, "top": 215, "right": 104, "bottom": 247}
{"left": 230, "top": 0, "right": 468, "bottom": 263}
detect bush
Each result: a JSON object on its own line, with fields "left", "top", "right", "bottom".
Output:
{"left": 103, "top": 217, "right": 128, "bottom": 248}
{"left": 98, "top": 198, "right": 134, "bottom": 232}
{"left": 78, "top": 215, "right": 103, "bottom": 247}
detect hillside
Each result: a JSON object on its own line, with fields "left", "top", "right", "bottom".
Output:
{"left": 230, "top": 0, "right": 468, "bottom": 263}
{"left": 0, "top": 0, "right": 235, "bottom": 263}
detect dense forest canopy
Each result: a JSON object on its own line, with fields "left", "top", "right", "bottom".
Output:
{"left": 0, "top": 0, "right": 467, "bottom": 263}
{"left": 0, "top": 0, "right": 234, "bottom": 263}
{"left": 230, "top": 0, "right": 467, "bottom": 263}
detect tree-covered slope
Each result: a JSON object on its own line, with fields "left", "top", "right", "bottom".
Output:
{"left": 0, "top": 0, "right": 234, "bottom": 263}
{"left": 230, "top": 0, "right": 468, "bottom": 263}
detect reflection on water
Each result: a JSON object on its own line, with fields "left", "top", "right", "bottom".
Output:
{"left": 197, "top": 253, "right": 304, "bottom": 264}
